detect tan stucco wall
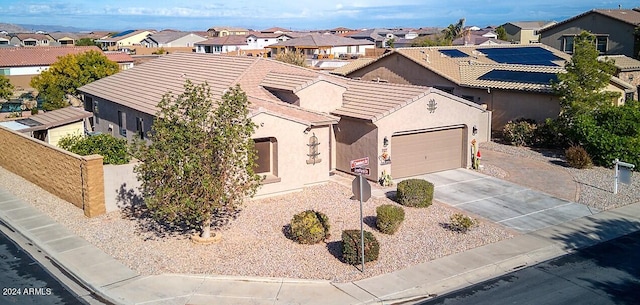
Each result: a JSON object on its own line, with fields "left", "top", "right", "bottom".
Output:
{"left": 6, "top": 75, "right": 34, "bottom": 90}
{"left": 334, "top": 118, "right": 379, "bottom": 180}
{"left": 374, "top": 91, "right": 490, "bottom": 179}
{"left": 47, "top": 121, "right": 84, "bottom": 147}
{"left": 297, "top": 81, "right": 346, "bottom": 113}
{"left": 604, "top": 83, "right": 628, "bottom": 106}
{"left": 520, "top": 30, "right": 540, "bottom": 44}
{"left": 488, "top": 90, "right": 560, "bottom": 129}
{"left": 618, "top": 71, "right": 640, "bottom": 99}
{"left": 251, "top": 113, "right": 332, "bottom": 198}
{"left": 0, "top": 126, "right": 105, "bottom": 217}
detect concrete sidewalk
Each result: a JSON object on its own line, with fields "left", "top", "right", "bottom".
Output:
{"left": 2, "top": 185, "right": 640, "bottom": 305}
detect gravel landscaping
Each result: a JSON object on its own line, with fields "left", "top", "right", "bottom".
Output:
{"left": 480, "top": 141, "right": 640, "bottom": 211}
{"left": 2, "top": 141, "right": 638, "bottom": 283}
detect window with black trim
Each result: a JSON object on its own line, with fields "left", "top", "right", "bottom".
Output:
{"left": 253, "top": 137, "right": 278, "bottom": 177}
{"left": 93, "top": 100, "right": 99, "bottom": 124}
{"left": 136, "top": 117, "right": 144, "bottom": 139}
{"left": 596, "top": 36, "right": 607, "bottom": 53}
{"left": 118, "top": 111, "right": 127, "bottom": 137}
{"left": 562, "top": 36, "right": 574, "bottom": 53}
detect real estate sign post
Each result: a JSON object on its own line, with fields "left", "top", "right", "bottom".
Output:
{"left": 351, "top": 157, "right": 371, "bottom": 272}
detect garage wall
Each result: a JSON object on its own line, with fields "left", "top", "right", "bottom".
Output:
{"left": 375, "top": 91, "right": 490, "bottom": 178}
{"left": 490, "top": 90, "right": 559, "bottom": 130}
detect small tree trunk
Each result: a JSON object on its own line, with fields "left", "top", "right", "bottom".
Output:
{"left": 201, "top": 216, "right": 212, "bottom": 239}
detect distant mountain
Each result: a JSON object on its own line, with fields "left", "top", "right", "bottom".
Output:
{"left": 0, "top": 23, "right": 28, "bottom": 33}
{"left": 17, "top": 24, "right": 89, "bottom": 33}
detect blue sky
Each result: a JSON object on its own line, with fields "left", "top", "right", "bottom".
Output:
{"left": 1, "top": 0, "right": 638, "bottom": 31}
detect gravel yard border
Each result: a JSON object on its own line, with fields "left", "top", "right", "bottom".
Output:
{"left": 2, "top": 141, "right": 638, "bottom": 283}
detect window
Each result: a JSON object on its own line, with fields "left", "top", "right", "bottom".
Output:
{"left": 214, "top": 45, "right": 222, "bottom": 52}
{"left": 136, "top": 117, "right": 144, "bottom": 139}
{"left": 596, "top": 36, "right": 607, "bottom": 53}
{"left": 562, "top": 36, "right": 574, "bottom": 53}
{"left": 93, "top": 100, "right": 99, "bottom": 125}
{"left": 118, "top": 111, "right": 127, "bottom": 137}
{"left": 253, "top": 137, "right": 279, "bottom": 182}
{"left": 0, "top": 68, "right": 9, "bottom": 75}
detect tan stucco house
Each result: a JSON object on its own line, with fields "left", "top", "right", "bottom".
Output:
{"left": 0, "top": 107, "right": 92, "bottom": 147}
{"left": 331, "top": 45, "right": 635, "bottom": 130}
{"left": 78, "top": 52, "right": 490, "bottom": 197}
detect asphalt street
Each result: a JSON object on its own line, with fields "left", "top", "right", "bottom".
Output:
{"left": 419, "top": 231, "right": 640, "bottom": 305}
{"left": 0, "top": 225, "right": 106, "bottom": 305}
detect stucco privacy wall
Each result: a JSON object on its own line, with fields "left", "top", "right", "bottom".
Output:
{"left": 0, "top": 126, "right": 105, "bottom": 217}
{"left": 334, "top": 119, "right": 379, "bottom": 179}
{"left": 251, "top": 112, "right": 332, "bottom": 198}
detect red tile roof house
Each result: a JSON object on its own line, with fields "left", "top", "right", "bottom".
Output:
{"left": 78, "top": 52, "right": 491, "bottom": 197}
{"left": 0, "top": 46, "right": 134, "bottom": 89}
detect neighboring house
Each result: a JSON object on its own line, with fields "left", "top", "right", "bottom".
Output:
{"left": 0, "top": 107, "right": 92, "bottom": 147}
{"left": 452, "top": 29, "right": 509, "bottom": 46}
{"left": 331, "top": 45, "right": 635, "bottom": 129}
{"left": 78, "top": 52, "right": 491, "bottom": 197}
{"left": 245, "top": 32, "right": 293, "bottom": 50}
{"left": 346, "top": 28, "right": 393, "bottom": 48}
{"left": 0, "top": 35, "right": 10, "bottom": 46}
{"left": 207, "top": 26, "right": 249, "bottom": 37}
{"left": 0, "top": 46, "right": 134, "bottom": 88}
{"left": 194, "top": 35, "right": 249, "bottom": 54}
{"left": 267, "top": 33, "right": 375, "bottom": 58}
{"left": 330, "top": 27, "right": 354, "bottom": 35}
{"left": 140, "top": 31, "right": 207, "bottom": 48}
{"left": 97, "top": 30, "right": 154, "bottom": 50}
{"left": 538, "top": 8, "right": 640, "bottom": 57}
{"left": 260, "top": 27, "right": 291, "bottom": 34}
{"left": 502, "top": 21, "right": 556, "bottom": 44}
{"left": 48, "top": 32, "right": 79, "bottom": 46}
{"left": 103, "top": 51, "right": 135, "bottom": 70}
{"left": 9, "top": 33, "right": 54, "bottom": 47}
{"left": 601, "top": 54, "right": 640, "bottom": 99}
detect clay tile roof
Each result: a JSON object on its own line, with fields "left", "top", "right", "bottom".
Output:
{"left": 600, "top": 54, "right": 640, "bottom": 71}
{"left": 330, "top": 58, "right": 376, "bottom": 76}
{"left": 196, "top": 35, "right": 248, "bottom": 46}
{"left": 269, "top": 33, "right": 374, "bottom": 47}
{"left": 0, "top": 46, "right": 102, "bottom": 67}
{"left": 15, "top": 107, "right": 92, "bottom": 132}
{"left": 103, "top": 51, "right": 134, "bottom": 63}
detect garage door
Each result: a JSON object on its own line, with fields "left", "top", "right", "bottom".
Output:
{"left": 391, "top": 128, "right": 464, "bottom": 178}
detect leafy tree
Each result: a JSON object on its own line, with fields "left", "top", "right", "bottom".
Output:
{"left": 442, "top": 18, "right": 466, "bottom": 42}
{"left": 135, "top": 81, "right": 261, "bottom": 238}
{"left": 496, "top": 26, "right": 507, "bottom": 41}
{"left": 75, "top": 38, "right": 100, "bottom": 47}
{"left": 552, "top": 31, "right": 619, "bottom": 118}
{"left": 386, "top": 38, "right": 395, "bottom": 48}
{"left": 31, "top": 50, "right": 119, "bottom": 110}
{"left": 0, "top": 75, "right": 13, "bottom": 100}
{"left": 274, "top": 50, "right": 307, "bottom": 67}
{"left": 58, "top": 133, "right": 130, "bottom": 165}
{"left": 411, "top": 34, "right": 451, "bottom": 47}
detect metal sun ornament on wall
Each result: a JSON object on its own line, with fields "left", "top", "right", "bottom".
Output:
{"left": 427, "top": 99, "right": 438, "bottom": 113}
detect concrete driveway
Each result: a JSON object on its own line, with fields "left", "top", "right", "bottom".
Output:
{"left": 415, "top": 169, "right": 599, "bottom": 233}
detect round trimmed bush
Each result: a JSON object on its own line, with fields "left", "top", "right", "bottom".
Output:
{"left": 290, "top": 210, "right": 330, "bottom": 244}
{"left": 376, "top": 204, "right": 405, "bottom": 234}
{"left": 341, "top": 230, "right": 379, "bottom": 265}
{"left": 396, "top": 179, "right": 434, "bottom": 208}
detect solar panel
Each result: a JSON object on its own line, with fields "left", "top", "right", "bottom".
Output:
{"left": 439, "top": 49, "right": 468, "bottom": 58}
{"left": 477, "top": 47, "right": 562, "bottom": 66}
{"left": 478, "top": 70, "right": 558, "bottom": 84}
{"left": 112, "top": 30, "right": 135, "bottom": 38}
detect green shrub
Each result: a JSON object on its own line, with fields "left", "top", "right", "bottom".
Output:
{"left": 502, "top": 118, "right": 537, "bottom": 146}
{"left": 396, "top": 179, "right": 434, "bottom": 208}
{"left": 376, "top": 204, "right": 405, "bottom": 234}
{"left": 341, "top": 230, "right": 379, "bottom": 265}
{"left": 58, "top": 133, "right": 130, "bottom": 165}
{"left": 565, "top": 145, "right": 593, "bottom": 169}
{"left": 290, "top": 210, "right": 330, "bottom": 244}
{"left": 449, "top": 213, "right": 477, "bottom": 233}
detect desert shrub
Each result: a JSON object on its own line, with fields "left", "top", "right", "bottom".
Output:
{"left": 342, "top": 230, "right": 379, "bottom": 265}
{"left": 396, "top": 179, "right": 434, "bottom": 208}
{"left": 533, "top": 118, "right": 567, "bottom": 148}
{"left": 290, "top": 210, "right": 330, "bottom": 244}
{"left": 448, "top": 213, "right": 477, "bottom": 233}
{"left": 502, "top": 118, "right": 537, "bottom": 146}
{"left": 58, "top": 133, "right": 130, "bottom": 165}
{"left": 565, "top": 145, "right": 593, "bottom": 169}
{"left": 376, "top": 204, "right": 405, "bottom": 234}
